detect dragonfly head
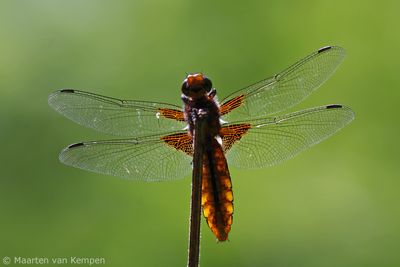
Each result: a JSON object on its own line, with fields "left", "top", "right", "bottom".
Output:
{"left": 182, "top": 73, "right": 213, "bottom": 98}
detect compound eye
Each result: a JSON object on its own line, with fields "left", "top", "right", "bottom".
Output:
{"left": 181, "top": 81, "right": 189, "bottom": 94}
{"left": 203, "top": 77, "right": 212, "bottom": 92}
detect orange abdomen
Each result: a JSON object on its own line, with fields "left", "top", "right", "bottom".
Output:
{"left": 201, "top": 138, "right": 233, "bottom": 241}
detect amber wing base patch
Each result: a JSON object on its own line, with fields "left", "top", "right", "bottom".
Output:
{"left": 220, "top": 123, "right": 251, "bottom": 152}
{"left": 158, "top": 108, "right": 185, "bottom": 121}
{"left": 161, "top": 132, "right": 193, "bottom": 156}
{"left": 220, "top": 94, "right": 245, "bottom": 116}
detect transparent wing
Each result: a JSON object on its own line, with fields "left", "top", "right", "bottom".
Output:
{"left": 220, "top": 46, "right": 346, "bottom": 122}
{"left": 48, "top": 89, "right": 186, "bottom": 137}
{"left": 224, "top": 104, "right": 354, "bottom": 168}
{"left": 59, "top": 131, "right": 193, "bottom": 181}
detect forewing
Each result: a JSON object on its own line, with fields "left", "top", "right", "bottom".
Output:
{"left": 224, "top": 105, "right": 354, "bottom": 168}
{"left": 59, "top": 131, "right": 193, "bottom": 181}
{"left": 220, "top": 46, "right": 346, "bottom": 121}
{"left": 48, "top": 89, "right": 185, "bottom": 137}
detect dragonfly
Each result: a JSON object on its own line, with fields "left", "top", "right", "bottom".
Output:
{"left": 48, "top": 45, "right": 354, "bottom": 242}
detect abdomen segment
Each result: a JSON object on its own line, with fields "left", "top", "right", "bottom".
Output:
{"left": 201, "top": 138, "right": 233, "bottom": 241}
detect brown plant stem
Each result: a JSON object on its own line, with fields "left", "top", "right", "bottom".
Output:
{"left": 187, "top": 112, "right": 206, "bottom": 267}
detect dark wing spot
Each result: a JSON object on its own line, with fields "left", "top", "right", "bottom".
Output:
{"left": 60, "top": 89, "right": 75, "bottom": 93}
{"left": 326, "top": 104, "right": 343, "bottom": 109}
{"left": 318, "top": 46, "right": 332, "bottom": 53}
{"left": 68, "top": 142, "right": 84, "bottom": 149}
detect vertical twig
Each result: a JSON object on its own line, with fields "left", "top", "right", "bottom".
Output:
{"left": 187, "top": 111, "right": 206, "bottom": 267}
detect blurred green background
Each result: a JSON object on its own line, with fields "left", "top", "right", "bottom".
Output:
{"left": 1, "top": 0, "right": 399, "bottom": 266}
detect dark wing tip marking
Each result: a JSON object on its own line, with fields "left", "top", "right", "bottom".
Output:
{"left": 318, "top": 46, "right": 333, "bottom": 53}
{"left": 60, "top": 89, "right": 75, "bottom": 93}
{"left": 326, "top": 104, "right": 343, "bottom": 109}
{"left": 67, "top": 142, "right": 84, "bottom": 149}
